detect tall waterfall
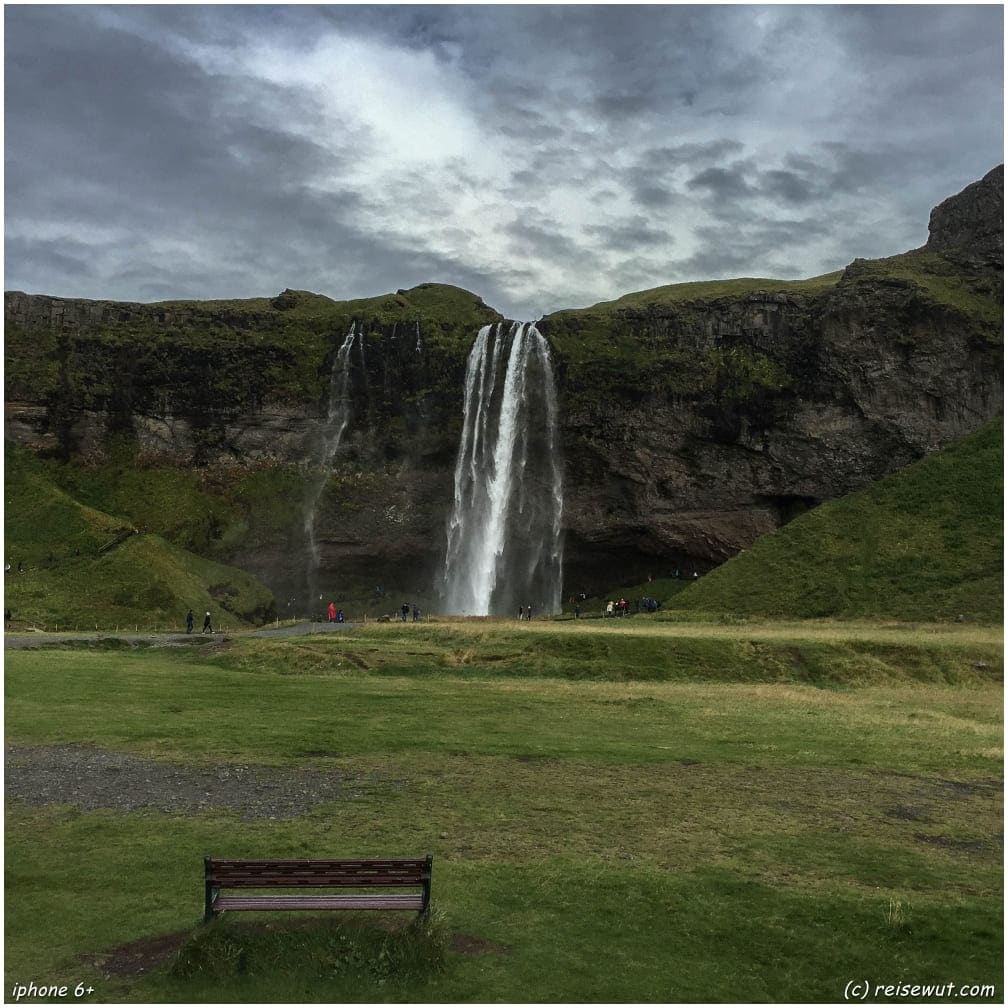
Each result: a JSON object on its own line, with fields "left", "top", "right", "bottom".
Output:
{"left": 442, "top": 321, "right": 564, "bottom": 616}
{"left": 304, "top": 323, "right": 357, "bottom": 604}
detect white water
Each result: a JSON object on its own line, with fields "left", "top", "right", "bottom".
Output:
{"left": 304, "top": 324, "right": 357, "bottom": 603}
{"left": 442, "top": 321, "right": 563, "bottom": 616}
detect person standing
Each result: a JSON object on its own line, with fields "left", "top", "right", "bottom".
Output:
{"left": 328, "top": 601, "right": 336, "bottom": 623}
{"left": 202, "top": 611, "right": 213, "bottom": 634}
{"left": 186, "top": 609, "right": 194, "bottom": 634}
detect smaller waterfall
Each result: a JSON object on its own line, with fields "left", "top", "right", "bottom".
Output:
{"left": 442, "top": 321, "right": 564, "bottom": 616}
{"left": 304, "top": 324, "right": 358, "bottom": 604}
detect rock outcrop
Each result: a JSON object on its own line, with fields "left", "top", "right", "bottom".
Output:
{"left": 925, "top": 164, "right": 1003, "bottom": 264}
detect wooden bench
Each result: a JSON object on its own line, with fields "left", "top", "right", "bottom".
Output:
{"left": 203, "top": 856, "right": 433, "bottom": 923}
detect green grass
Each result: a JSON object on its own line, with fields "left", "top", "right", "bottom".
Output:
{"left": 578, "top": 271, "right": 845, "bottom": 313}
{"left": 4, "top": 443, "right": 275, "bottom": 629}
{"left": 579, "top": 420, "right": 1002, "bottom": 627}
{"left": 659, "top": 419, "right": 1003, "bottom": 623}
{"left": 4, "top": 620, "right": 1003, "bottom": 1002}
{"left": 841, "top": 251, "right": 1003, "bottom": 332}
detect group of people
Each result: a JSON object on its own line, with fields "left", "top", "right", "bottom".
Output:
{"left": 401, "top": 603, "right": 420, "bottom": 622}
{"left": 185, "top": 609, "right": 214, "bottom": 633}
{"left": 327, "top": 602, "right": 346, "bottom": 623}
{"left": 603, "top": 597, "right": 661, "bottom": 616}
{"left": 517, "top": 605, "right": 535, "bottom": 620}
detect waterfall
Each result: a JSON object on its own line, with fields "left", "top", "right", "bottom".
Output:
{"left": 304, "top": 323, "right": 357, "bottom": 605}
{"left": 442, "top": 321, "right": 563, "bottom": 616}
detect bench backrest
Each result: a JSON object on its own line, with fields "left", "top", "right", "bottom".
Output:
{"left": 206, "top": 857, "right": 431, "bottom": 889}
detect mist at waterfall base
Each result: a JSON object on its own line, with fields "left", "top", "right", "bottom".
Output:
{"left": 441, "top": 322, "right": 564, "bottom": 617}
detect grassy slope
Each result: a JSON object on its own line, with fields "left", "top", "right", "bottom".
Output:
{"left": 4, "top": 443, "right": 275, "bottom": 628}
{"left": 4, "top": 625, "right": 1003, "bottom": 1002}
{"left": 656, "top": 418, "right": 1003, "bottom": 623}
{"left": 548, "top": 249, "right": 996, "bottom": 326}
{"left": 581, "top": 270, "right": 845, "bottom": 312}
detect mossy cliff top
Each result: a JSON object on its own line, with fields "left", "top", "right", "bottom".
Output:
{"left": 4, "top": 282, "right": 503, "bottom": 410}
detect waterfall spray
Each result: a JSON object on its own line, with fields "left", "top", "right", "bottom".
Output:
{"left": 304, "top": 323, "right": 357, "bottom": 605}
{"left": 442, "top": 321, "right": 563, "bottom": 616}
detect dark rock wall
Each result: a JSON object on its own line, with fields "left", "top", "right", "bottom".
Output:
{"left": 546, "top": 269, "right": 1001, "bottom": 591}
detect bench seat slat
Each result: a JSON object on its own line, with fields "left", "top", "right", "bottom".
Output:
{"left": 215, "top": 893, "right": 425, "bottom": 912}
{"left": 204, "top": 855, "right": 432, "bottom": 922}
{"left": 209, "top": 873, "right": 424, "bottom": 887}
{"left": 208, "top": 859, "right": 427, "bottom": 888}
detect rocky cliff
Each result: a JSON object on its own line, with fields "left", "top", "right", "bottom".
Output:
{"left": 4, "top": 169, "right": 1003, "bottom": 605}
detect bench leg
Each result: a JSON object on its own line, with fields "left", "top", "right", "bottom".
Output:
{"left": 419, "top": 854, "right": 433, "bottom": 919}
{"left": 203, "top": 856, "right": 218, "bottom": 924}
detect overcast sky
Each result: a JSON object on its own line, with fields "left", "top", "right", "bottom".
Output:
{"left": 4, "top": 4, "right": 1004, "bottom": 321}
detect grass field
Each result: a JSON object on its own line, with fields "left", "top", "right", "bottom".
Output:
{"left": 4, "top": 618, "right": 1002, "bottom": 1003}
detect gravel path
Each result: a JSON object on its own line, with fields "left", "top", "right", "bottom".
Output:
{"left": 5, "top": 622, "right": 394, "bottom": 821}
{"left": 3, "top": 620, "right": 354, "bottom": 650}
{"left": 5, "top": 743, "right": 390, "bottom": 820}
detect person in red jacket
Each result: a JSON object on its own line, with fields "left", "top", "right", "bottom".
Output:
{"left": 328, "top": 601, "right": 336, "bottom": 622}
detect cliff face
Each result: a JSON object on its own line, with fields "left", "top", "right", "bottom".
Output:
{"left": 4, "top": 170, "right": 1003, "bottom": 602}
{"left": 546, "top": 266, "right": 1000, "bottom": 588}
{"left": 925, "top": 164, "right": 1003, "bottom": 266}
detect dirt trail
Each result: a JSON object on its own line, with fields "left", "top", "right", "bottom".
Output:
{"left": 3, "top": 620, "right": 353, "bottom": 650}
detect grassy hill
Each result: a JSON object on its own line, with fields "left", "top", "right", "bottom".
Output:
{"left": 645, "top": 418, "right": 1003, "bottom": 623}
{"left": 4, "top": 443, "right": 276, "bottom": 629}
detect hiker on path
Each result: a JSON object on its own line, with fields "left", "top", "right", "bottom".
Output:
{"left": 401, "top": 603, "right": 410, "bottom": 622}
{"left": 328, "top": 601, "right": 336, "bottom": 622}
{"left": 202, "top": 611, "right": 213, "bottom": 634}
{"left": 186, "top": 609, "right": 194, "bottom": 634}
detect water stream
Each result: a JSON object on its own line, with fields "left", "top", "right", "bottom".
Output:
{"left": 442, "top": 321, "right": 563, "bottom": 616}
{"left": 303, "top": 323, "right": 357, "bottom": 606}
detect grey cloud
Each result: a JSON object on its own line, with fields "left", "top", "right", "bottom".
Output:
{"left": 629, "top": 182, "right": 679, "bottom": 210}
{"left": 669, "top": 215, "right": 826, "bottom": 281}
{"left": 584, "top": 218, "right": 671, "bottom": 253}
{"left": 640, "top": 141, "right": 747, "bottom": 172}
{"left": 687, "top": 165, "right": 758, "bottom": 201}
{"left": 505, "top": 217, "right": 586, "bottom": 265}
{"left": 5, "top": 236, "right": 99, "bottom": 295}
{"left": 759, "top": 170, "right": 818, "bottom": 206}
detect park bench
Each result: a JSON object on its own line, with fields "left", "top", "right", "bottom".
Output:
{"left": 203, "top": 856, "right": 433, "bottom": 923}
